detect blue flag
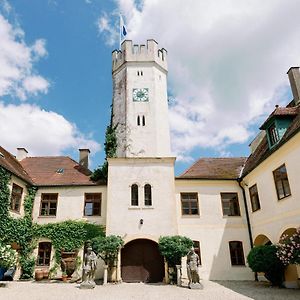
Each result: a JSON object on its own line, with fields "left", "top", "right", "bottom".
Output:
{"left": 120, "top": 14, "right": 128, "bottom": 47}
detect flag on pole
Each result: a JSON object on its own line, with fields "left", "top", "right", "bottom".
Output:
{"left": 119, "top": 13, "right": 128, "bottom": 49}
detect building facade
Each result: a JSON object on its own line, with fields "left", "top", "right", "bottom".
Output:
{"left": 0, "top": 40, "right": 299, "bottom": 286}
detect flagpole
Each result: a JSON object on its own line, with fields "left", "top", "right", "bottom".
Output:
{"left": 119, "top": 13, "right": 122, "bottom": 50}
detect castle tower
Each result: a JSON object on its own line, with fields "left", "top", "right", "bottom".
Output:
{"left": 111, "top": 40, "right": 171, "bottom": 157}
{"left": 106, "top": 40, "right": 177, "bottom": 283}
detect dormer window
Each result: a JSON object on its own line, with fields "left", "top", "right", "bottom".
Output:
{"left": 268, "top": 123, "right": 279, "bottom": 146}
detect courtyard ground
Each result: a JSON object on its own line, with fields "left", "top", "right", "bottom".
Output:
{"left": 0, "top": 280, "right": 299, "bottom": 300}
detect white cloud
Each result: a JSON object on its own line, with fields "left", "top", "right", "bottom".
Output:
{"left": 0, "top": 14, "right": 49, "bottom": 100}
{"left": 99, "top": 0, "right": 300, "bottom": 160}
{"left": 0, "top": 102, "right": 101, "bottom": 156}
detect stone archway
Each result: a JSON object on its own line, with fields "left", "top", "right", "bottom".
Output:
{"left": 121, "top": 239, "right": 164, "bottom": 283}
{"left": 254, "top": 234, "right": 272, "bottom": 246}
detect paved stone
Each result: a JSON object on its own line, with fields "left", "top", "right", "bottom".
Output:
{"left": 0, "top": 280, "right": 299, "bottom": 300}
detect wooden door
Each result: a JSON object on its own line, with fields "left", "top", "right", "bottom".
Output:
{"left": 121, "top": 239, "right": 164, "bottom": 283}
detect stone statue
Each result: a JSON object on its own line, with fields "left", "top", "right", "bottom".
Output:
{"left": 80, "top": 246, "right": 97, "bottom": 289}
{"left": 186, "top": 247, "right": 202, "bottom": 289}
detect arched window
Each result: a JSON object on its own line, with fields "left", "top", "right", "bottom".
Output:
{"left": 137, "top": 116, "right": 140, "bottom": 126}
{"left": 144, "top": 184, "right": 152, "bottom": 206}
{"left": 141, "top": 71, "right": 143, "bottom": 76}
{"left": 229, "top": 241, "right": 245, "bottom": 266}
{"left": 37, "top": 242, "right": 52, "bottom": 266}
{"left": 131, "top": 184, "right": 138, "bottom": 206}
{"left": 142, "top": 115, "right": 145, "bottom": 126}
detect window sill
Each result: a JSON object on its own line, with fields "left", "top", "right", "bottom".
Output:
{"left": 9, "top": 209, "right": 21, "bottom": 215}
{"left": 128, "top": 206, "right": 141, "bottom": 210}
{"left": 252, "top": 208, "right": 261, "bottom": 213}
{"left": 222, "top": 215, "right": 241, "bottom": 218}
{"left": 83, "top": 215, "right": 101, "bottom": 217}
{"left": 181, "top": 215, "right": 200, "bottom": 218}
{"left": 278, "top": 194, "right": 292, "bottom": 201}
{"left": 231, "top": 265, "right": 246, "bottom": 267}
{"left": 142, "top": 206, "right": 154, "bottom": 210}
{"left": 38, "top": 215, "right": 57, "bottom": 218}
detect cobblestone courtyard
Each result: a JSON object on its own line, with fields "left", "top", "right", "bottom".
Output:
{"left": 1, "top": 280, "right": 299, "bottom": 300}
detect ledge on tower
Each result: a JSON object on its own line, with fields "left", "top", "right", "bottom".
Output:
{"left": 112, "top": 39, "right": 167, "bottom": 72}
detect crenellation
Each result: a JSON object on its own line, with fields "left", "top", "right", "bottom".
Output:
{"left": 112, "top": 39, "right": 167, "bottom": 72}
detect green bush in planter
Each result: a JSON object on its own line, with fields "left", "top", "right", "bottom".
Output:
{"left": 247, "top": 245, "right": 285, "bottom": 286}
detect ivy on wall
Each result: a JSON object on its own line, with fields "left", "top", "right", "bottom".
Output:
{"left": 91, "top": 122, "right": 118, "bottom": 181}
{"left": 0, "top": 166, "right": 105, "bottom": 279}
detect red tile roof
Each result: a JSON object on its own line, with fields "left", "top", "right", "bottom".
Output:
{"left": 178, "top": 157, "right": 247, "bottom": 180}
{"left": 0, "top": 146, "right": 33, "bottom": 184}
{"left": 20, "top": 156, "right": 99, "bottom": 186}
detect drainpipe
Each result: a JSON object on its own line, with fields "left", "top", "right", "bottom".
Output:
{"left": 237, "top": 178, "right": 258, "bottom": 281}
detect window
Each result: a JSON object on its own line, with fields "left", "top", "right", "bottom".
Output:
{"left": 37, "top": 242, "right": 51, "bottom": 266}
{"left": 249, "top": 184, "right": 261, "bottom": 212}
{"left": 273, "top": 164, "right": 291, "bottom": 200}
{"left": 141, "top": 71, "right": 143, "bottom": 76}
{"left": 142, "top": 115, "right": 145, "bottom": 126}
{"left": 181, "top": 193, "right": 199, "bottom": 215}
{"left": 144, "top": 184, "right": 152, "bottom": 206}
{"left": 268, "top": 123, "right": 279, "bottom": 146}
{"left": 137, "top": 116, "right": 140, "bottom": 126}
{"left": 221, "top": 193, "right": 241, "bottom": 216}
{"left": 229, "top": 241, "right": 245, "bottom": 266}
{"left": 10, "top": 183, "right": 23, "bottom": 212}
{"left": 131, "top": 184, "right": 138, "bottom": 206}
{"left": 40, "top": 193, "right": 58, "bottom": 216}
{"left": 84, "top": 193, "right": 101, "bottom": 216}
{"left": 193, "top": 241, "right": 202, "bottom": 265}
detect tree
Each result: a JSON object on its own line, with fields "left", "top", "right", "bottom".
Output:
{"left": 158, "top": 236, "right": 193, "bottom": 267}
{"left": 247, "top": 245, "right": 285, "bottom": 286}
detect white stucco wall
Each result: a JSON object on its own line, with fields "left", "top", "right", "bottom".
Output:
{"left": 106, "top": 157, "right": 178, "bottom": 242}
{"left": 175, "top": 179, "right": 253, "bottom": 280}
{"left": 243, "top": 132, "right": 300, "bottom": 244}
{"left": 32, "top": 185, "right": 107, "bottom": 226}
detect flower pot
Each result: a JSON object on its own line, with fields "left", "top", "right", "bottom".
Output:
{"left": 62, "top": 275, "right": 68, "bottom": 282}
{"left": 35, "top": 269, "right": 44, "bottom": 281}
{"left": 42, "top": 269, "right": 49, "bottom": 279}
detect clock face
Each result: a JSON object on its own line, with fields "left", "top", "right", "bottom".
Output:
{"left": 132, "top": 88, "right": 149, "bottom": 102}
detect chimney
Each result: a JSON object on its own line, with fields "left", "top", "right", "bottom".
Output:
{"left": 287, "top": 67, "right": 300, "bottom": 105}
{"left": 16, "top": 148, "right": 28, "bottom": 161}
{"left": 79, "top": 149, "right": 90, "bottom": 169}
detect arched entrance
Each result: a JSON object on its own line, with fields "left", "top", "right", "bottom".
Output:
{"left": 254, "top": 234, "right": 272, "bottom": 246}
{"left": 121, "top": 239, "right": 164, "bottom": 283}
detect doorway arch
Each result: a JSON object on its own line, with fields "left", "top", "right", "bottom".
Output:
{"left": 121, "top": 239, "right": 164, "bottom": 283}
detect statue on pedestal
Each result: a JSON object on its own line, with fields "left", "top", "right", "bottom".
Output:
{"left": 186, "top": 247, "right": 202, "bottom": 289}
{"left": 80, "top": 246, "right": 97, "bottom": 289}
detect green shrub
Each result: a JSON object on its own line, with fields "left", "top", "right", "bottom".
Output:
{"left": 247, "top": 245, "right": 285, "bottom": 286}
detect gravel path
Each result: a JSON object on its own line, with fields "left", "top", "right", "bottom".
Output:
{"left": 0, "top": 280, "right": 299, "bottom": 300}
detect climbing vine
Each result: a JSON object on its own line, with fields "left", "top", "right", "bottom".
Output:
{"left": 0, "top": 166, "right": 105, "bottom": 279}
{"left": 91, "top": 122, "right": 118, "bottom": 181}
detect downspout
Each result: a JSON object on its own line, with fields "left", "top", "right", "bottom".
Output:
{"left": 237, "top": 167, "right": 258, "bottom": 281}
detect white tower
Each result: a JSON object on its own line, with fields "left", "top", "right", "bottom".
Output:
{"left": 111, "top": 40, "right": 171, "bottom": 157}
{"left": 106, "top": 40, "right": 177, "bottom": 282}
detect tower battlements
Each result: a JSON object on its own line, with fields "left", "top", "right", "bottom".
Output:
{"left": 112, "top": 39, "right": 167, "bottom": 72}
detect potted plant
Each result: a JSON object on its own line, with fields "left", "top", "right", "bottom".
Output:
{"left": 61, "top": 271, "right": 68, "bottom": 282}
{"left": 91, "top": 235, "right": 124, "bottom": 282}
{"left": 158, "top": 236, "right": 193, "bottom": 284}
{"left": 0, "top": 244, "right": 17, "bottom": 280}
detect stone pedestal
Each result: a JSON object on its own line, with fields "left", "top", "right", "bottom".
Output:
{"left": 80, "top": 281, "right": 96, "bottom": 289}
{"left": 189, "top": 282, "right": 203, "bottom": 290}
{"left": 176, "top": 265, "right": 182, "bottom": 286}
{"left": 103, "top": 265, "right": 108, "bottom": 285}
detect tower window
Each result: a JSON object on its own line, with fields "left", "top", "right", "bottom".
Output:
{"left": 131, "top": 184, "right": 139, "bottom": 206}
{"left": 144, "top": 184, "right": 152, "bottom": 206}
{"left": 137, "top": 71, "right": 140, "bottom": 76}
{"left": 137, "top": 116, "right": 140, "bottom": 126}
{"left": 141, "top": 71, "right": 143, "bottom": 76}
{"left": 142, "top": 115, "right": 145, "bottom": 126}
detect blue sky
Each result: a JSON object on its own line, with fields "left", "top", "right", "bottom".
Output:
{"left": 0, "top": 0, "right": 299, "bottom": 175}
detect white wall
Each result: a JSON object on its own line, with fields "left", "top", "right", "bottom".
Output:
{"left": 175, "top": 179, "right": 253, "bottom": 280}
{"left": 243, "top": 132, "right": 300, "bottom": 244}
{"left": 32, "top": 185, "right": 107, "bottom": 226}
{"left": 106, "top": 157, "right": 178, "bottom": 242}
